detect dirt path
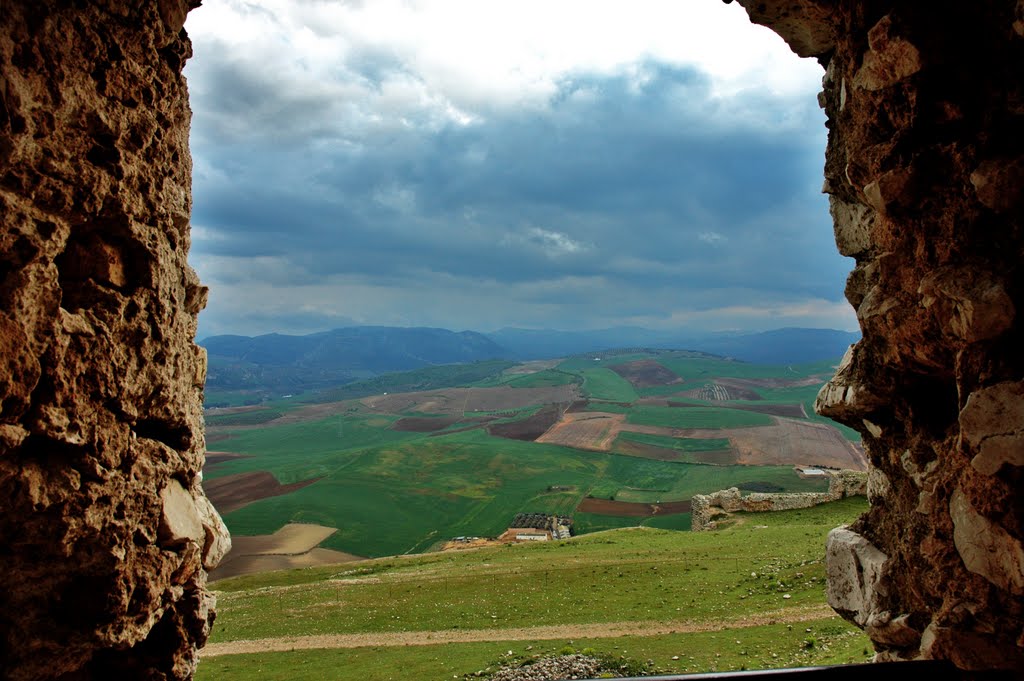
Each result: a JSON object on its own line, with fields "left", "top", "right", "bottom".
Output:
{"left": 201, "top": 604, "right": 837, "bottom": 657}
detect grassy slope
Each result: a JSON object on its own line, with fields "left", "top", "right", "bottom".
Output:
{"left": 615, "top": 431, "right": 731, "bottom": 453}
{"left": 301, "top": 360, "right": 517, "bottom": 403}
{"left": 200, "top": 497, "right": 871, "bottom": 681}
{"left": 625, "top": 405, "right": 773, "bottom": 428}
{"left": 578, "top": 367, "right": 640, "bottom": 402}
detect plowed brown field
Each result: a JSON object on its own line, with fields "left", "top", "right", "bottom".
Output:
{"left": 391, "top": 416, "right": 463, "bottom": 432}
{"left": 487, "top": 403, "right": 564, "bottom": 441}
{"left": 204, "top": 451, "right": 251, "bottom": 466}
{"left": 535, "top": 412, "right": 625, "bottom": 451}
{"left": 609, "top": 359, "right": 683, "bottom": 388}
{"left": 537, "top": 411, "right": 692, "bottom": 452}
{"left": 203, "top": 471, "right": 323, "bottom": 514}
{"left": 678, "top": 417, "right": 867, "bottom": 470}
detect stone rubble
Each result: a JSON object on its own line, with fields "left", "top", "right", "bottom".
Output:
{"left": 486, "top": 655, "right": 605, "bottom": 681}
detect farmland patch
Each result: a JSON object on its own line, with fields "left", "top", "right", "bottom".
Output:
{"left": 726, "top": 419, "right": 867, "bottom": 470}
{"left": 678, "top": 418, "right": 867, "bottom": 470}
{"left": 204, "top": 471, "right": 324, "bottom": 514}
{"left": 626, "top": 405, "right": 773, "bottom": 429}
{"left": 361, "top": 385, "right": 578, "bottom": 415}
{"left": 667, "top": 400, "right": 807, "bottom": 419}
{"left": 579, "top": 368, "right": 640, "bottom": 402}
{"left": 210, "top": 523, "right": 364, "bottom": 581}
{"left": 204, "top": 451, "right": 252, "bottom": 466}
{"left": 503, "top": 359, "right": 562, "bottom": 375}
{"left": 391, "top": 416, "right": 463, "bottom": 432}
{"left": 613, "top": 432, "right": 735, "bottom": 464}
{"left": 609, "top": 360, "right": 683, "bottom": 388}
{"left": 487, "top": 403, "right": 564, "bottom": 441}
{"left": 675, "top": 382, "right": 762, "bottom": 401}
{"left": 535, "top": 411, "right": 625, "bottom": 451}
{"left": 577, "top": 497, "right": 692, "bottom": 517}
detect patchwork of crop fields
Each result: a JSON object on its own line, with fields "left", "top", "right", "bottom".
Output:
{"left": 202, "top": 350, "right": 865, "bottom": 571}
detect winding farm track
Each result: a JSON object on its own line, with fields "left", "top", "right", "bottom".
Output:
{"left": 200, "top": 604, "right": 837, "bottom": 657}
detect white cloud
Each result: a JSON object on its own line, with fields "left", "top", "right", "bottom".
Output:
{"left": 698, "top": 231, "right": 726, "bottom": 244}
{"left": 185, "top": 0, "right": 823, "bottom": 127}
{"left": 184, "top": 0, "right": 846, "bottom": 338}
{"left": 500, "top": 227, "right": 590, "bottom": 257}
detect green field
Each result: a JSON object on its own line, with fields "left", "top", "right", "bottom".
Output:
{"left": 624, "top": 405, "right": 773, "bottom": 429}
{"left": 615, "top": 431, "right": 731, "bottom": 453}
{"left": 503, "top": 368, "right": 580, "bottom": 388}
{"left": 205, "top": 408, "right": 285, "bottom": 427}
{"left": 199, "top": 498, "right": 871, "bottom": 681}
{"left": 204, "top": 351, "right": 858, "bottom": 559}
{"left": 577, "top": 367, "right": 640, "bottom": 402}
{"left": 302, "top": 360, "right": 517, "bottom": 403}
{"left": 214, "top": 424, "right": 826, "bottom": 557}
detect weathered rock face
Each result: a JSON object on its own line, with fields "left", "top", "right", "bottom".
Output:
{"left": 737, "top": 0, "right": 1024, "bottom": 670}
{"left": 0, "top": 1, "right": 226, "bottom": 679}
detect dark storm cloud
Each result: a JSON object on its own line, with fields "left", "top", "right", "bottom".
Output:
{"left": 186, "top": 47, "right": 849, "bottom": 335}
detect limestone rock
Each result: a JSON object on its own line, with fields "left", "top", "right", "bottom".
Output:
{"left": 195, "top": 493, "right": 232, "bottom": 569}
{"left": 0, "top": 1, "right": 217, "bottom": 678}
{"left": 866, "top": 613, "right": 920, "bottom": 649}
{"left": 950, "top": 489, "right": 1024, "bottom": 594}
{"left": 735, "top": 0, "right": 837, "bottom": 58}
{"left": 815, "top": 342, "right": 885, "bottom": 428}
{"left": 959, "top": 381, "right": 1024, "bottom": 475}
{"left": 828, "top": 196, "right": 875, "bottom": 258}
{"left": 853, "top": 15, "right": 923, "bottom": 90}
{"left": 691, "top": 477, "right": 866, "bottom": 531}
{"left": 918, "top": 267, "right": 1014, "bottom": 343}
{"left": 826, "top": 527, "right": 889, "bottom": 627}
{"left": 159, "top": 479, "right": 205, "bottom": 548}
{"left": 867, "top": 467, "right": 890, "bottom": 504}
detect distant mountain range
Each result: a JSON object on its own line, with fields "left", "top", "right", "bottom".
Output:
{"left": 201, "top": 326, "right": 505, "bottom": 394}
{"left": 485, "top": 326, "right": 859, "bottom": 365}
{"left": 199, "top": 325, "right": 859, "bottom": 398}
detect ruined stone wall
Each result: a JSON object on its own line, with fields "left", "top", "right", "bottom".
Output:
{"left": 0, "top": 2, "right": 226, "bottom": 679}
{"left": 690, "top": 470, "right": 867, "bottom": 530}
{"left": 736, "top": 0, "right": 1024, "bottom": 670}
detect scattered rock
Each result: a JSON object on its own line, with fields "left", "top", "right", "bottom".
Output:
{"left": 487, "top": 654, "right": 604, "bottom": 681}
{"left": 826, "top": 527, "right": 889, "bottom": 627}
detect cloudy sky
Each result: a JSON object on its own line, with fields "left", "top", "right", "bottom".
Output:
{"left": 183, "top": 0, "right": 856, "bottom": 339}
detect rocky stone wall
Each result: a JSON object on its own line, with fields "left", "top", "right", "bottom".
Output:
{"left": 0, "top": 1, "right": 226, "bottom": 679}
{"left": 690, "top": 470, "right": 867, "bottom": 530}
{"left": 735, "top": 0, "right": 1024, "bottom": 670}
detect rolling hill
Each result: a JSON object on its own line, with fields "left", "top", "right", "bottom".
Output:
{"left": 201, "top": 326, "right": 508, "bottom": 403}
